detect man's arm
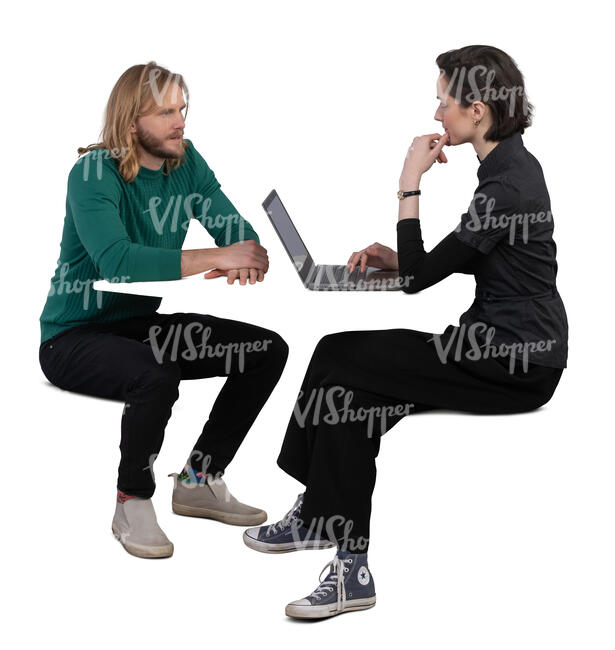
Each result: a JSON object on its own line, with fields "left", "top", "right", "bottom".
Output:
{"left": 187, "top": 139, "right": 260, "bottom": 246}
{"left": 68, "top": 161, "right": 182, "bottom": 282}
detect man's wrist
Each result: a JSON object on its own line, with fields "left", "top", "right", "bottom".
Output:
{"left": 204, "top": 247, "right": 220, "bottom": 269}
{"left": 180, "top": 247, "right": 220, "bottom": 278}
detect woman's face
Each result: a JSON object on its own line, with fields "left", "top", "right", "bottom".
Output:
{"left": 434, "top": 74, "right": 480, "bottom": 146}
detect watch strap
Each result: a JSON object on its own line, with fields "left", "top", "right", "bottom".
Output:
{"left": 397, "top": 189, "right": 421, "bottom": 200}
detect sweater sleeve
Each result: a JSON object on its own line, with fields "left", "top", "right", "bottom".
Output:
{"left": 187, "top": 140, "right": 260, "bottom": 246}
{"left": 396, "top": 218, "right": 480, "bottom": 294}
{"left": 67, "top": 158, "right": 182, "bottom": 282}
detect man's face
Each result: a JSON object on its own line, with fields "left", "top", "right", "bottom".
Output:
{"left": 133, "top": 81, "right": 186, "bottom": 160}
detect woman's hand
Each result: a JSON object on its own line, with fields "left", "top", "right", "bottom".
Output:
{"left": 347, "top": 242, "right": 399, "bottom": 273}
{"left": 204, "top": 268, "right": 265, "bottom": 284}
{"left": 399, "top": 132, "right": 449, "bottom": 187}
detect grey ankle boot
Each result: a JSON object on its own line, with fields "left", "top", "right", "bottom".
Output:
{"left": 169, "top": 473, "right": 267, "bottom": 526}
{"left": 112, "top": 496, "right": 174, "bottom": 559}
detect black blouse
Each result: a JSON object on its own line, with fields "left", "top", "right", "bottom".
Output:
{"left": 396, "top": 131, "right": 568, "bottom": 369}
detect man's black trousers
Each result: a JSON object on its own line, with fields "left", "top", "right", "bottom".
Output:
{"left": 39, "top": 312, "right": 289, "bottom": 497}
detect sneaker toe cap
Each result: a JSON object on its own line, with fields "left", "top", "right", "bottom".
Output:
{"left": 234, "top": 501, "right": 267, "bottom": 517}
{"left": 244, "top": 525, "right": 266, "bottom": 541}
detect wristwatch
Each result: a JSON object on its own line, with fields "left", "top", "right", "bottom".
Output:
{"left": 397, "top": 189, "right": 421, "bottom": 200}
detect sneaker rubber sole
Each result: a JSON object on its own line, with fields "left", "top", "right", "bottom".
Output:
{"left": 172, "top": 502, "right": 267, "bottom": 526}
{"left": 242, "top": 530, "right": 336, "bottom": 553}
{"left": 285, "top": 596, "right": 376, "bottom": 619}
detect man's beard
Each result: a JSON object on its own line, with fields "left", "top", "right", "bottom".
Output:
{"left": 135, "top": 124, "right": 184, "bottom": 160}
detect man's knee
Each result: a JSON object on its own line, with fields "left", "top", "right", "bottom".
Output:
{"left": 132, "top": 357, "right": 181, "bottom": 396}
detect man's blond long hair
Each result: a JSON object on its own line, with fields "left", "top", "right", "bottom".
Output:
{"left": 77, "top": 61, "right": 190, "bottom": 183}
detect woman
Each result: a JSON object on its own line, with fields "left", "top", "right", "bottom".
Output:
{"left": 243, "top": 45, "right": 568, "bottom": 618}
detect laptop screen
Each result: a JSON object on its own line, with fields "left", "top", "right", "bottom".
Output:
{"left": 262, "top": 190, "right": 315, "bottom": 284}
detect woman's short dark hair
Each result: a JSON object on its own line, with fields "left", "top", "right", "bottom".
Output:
{"left": 435, "top": 45, "right": 533, "bottom": 141}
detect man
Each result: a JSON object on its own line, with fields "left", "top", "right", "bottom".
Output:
{"left": 39, "top": 61, "right": 289, "bottom": 558}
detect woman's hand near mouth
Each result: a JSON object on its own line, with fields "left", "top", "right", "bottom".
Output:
{"left": 399, "top": 132, "right": 449, "bottom": 188}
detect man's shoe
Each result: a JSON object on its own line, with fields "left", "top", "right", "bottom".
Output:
{"left": 285, "top": 550, "right": 376, "bottom": 619}
{"left": 170, "top": 472, "right": 267, "bottom": 526}
{"left": 111, "top": 494, "right": 174, "bottom": 559}
{"left": 243, "top": 493, "right": 336, "bottom": 553}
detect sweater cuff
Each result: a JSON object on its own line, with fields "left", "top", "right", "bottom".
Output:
{"left": 152, "top": 247, "right": 182, "bottom": 281}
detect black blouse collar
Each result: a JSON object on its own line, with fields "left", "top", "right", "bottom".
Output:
{"left": 476, "top": 131, "right": 524, "bottom": 181}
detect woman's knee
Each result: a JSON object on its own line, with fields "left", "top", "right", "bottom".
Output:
{"left": 266, "top": 330, "right": 290, "bottom": 366}
{"left": 313, "top": 332, "right": 352, "bottom": 359}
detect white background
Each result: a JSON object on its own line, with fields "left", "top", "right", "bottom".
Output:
{"left": 2, "top": 0, "right": 613, "bottom": 647}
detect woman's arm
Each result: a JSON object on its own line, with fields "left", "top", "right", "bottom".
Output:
{"left": 397, "top": 218, "right": 481, "bottom": 294}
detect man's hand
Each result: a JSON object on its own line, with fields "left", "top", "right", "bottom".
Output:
{"left": 347, "top": 242, "right": 399, "bottom": 273}
{"left": 202, "top": 241, "right": 268, "bottom": 284}
{"left": 204, "top": 268, "right": 265, "bottom": 285}
{"left": 213, "top": 240, "right": 269, "bottom": 272}
{"left": 181, "top": 240, "right": 269, "bottom": 279}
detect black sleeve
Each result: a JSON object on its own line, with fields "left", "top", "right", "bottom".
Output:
{"left": 396, "top": 218, "right": 481, "bottom": 294}
{"left": 454, "top": 177, "right": 521, "bottom": 253}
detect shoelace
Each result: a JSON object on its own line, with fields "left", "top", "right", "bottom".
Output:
{"left": 310, "top": 556, "right": 353, "bottom": 612}
{"left": 266, "top": 493, "right": 303, "bottom": 536}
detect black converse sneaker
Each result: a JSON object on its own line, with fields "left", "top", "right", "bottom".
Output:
{"left": 243, "top": 493, "right": 335, "bottom": 553}
{"left": 285, "top": 550, "right": 376, "bottom": 618}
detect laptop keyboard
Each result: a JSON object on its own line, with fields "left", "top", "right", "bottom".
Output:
{"left": 322, "top": 265, "right": 365, "bottom": 284}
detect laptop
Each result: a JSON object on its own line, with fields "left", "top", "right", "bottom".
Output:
{"left": 262, "top": 190, "right": 402, "bottom": 291}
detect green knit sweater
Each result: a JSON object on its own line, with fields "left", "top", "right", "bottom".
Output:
{"left": 39, "top": 139, "right": 259, "bottom": 343}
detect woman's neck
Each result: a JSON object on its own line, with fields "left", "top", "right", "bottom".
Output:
{"left": 474, "top": 138, "right": 500, "bottom": 162}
